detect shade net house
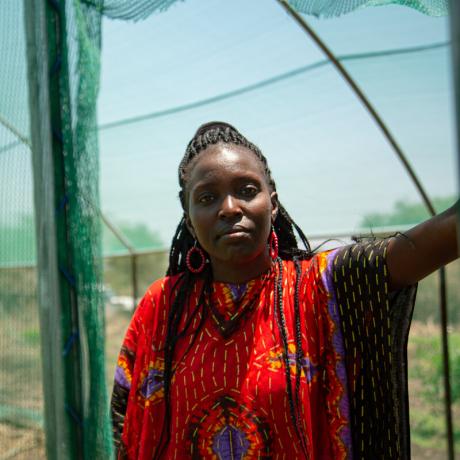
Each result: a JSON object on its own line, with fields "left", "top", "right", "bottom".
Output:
{"left": 0, "top": 0, "right": 459, "bottom": 459}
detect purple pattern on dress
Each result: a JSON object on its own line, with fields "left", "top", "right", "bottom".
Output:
{"left": 115, "top": 365, "right": 131, "bottom": 390}
{"left": 140, "top": 368, "right": 164, "bottom": 399}
{"left": 227, "top": 283, "right": 248, "bottom": 303}
{"left": 212, "top": 424, "right": 250, "bottom": 460}
{"left": 287, "top": 354, "right": 318, "bottom": 383}
{"left": 322, "top": 249, "right": 353, "bottom": 457}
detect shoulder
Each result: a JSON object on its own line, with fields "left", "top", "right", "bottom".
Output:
{"left": 315, "top": 240, "right": 391, "bottom": 297}
{"left": 280, "top": 250, "right": 337, "bottom": 277}
{"left": 280, "top": 254, "right": 332, "bottom": 291}
{"left": 143, "top": 273, "right": 184, "bottom": 303}
{"left": 281, "top": 241, "right": 390, "bottom": 289}
{"left": 329, "top": 239, "right": 390, "bottom": 272}
{"left": 134, "top": 272, "right": 186, "bottom": 321}
{"left": 300, "top": 239, "right": 390, "bottom": 270}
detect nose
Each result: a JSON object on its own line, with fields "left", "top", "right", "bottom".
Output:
{"left": 218, "top": 195, "right": 243, "bottom": 219}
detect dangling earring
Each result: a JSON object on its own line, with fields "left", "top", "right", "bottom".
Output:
{"left": 269, "top": 227, "right": 279, "bottom": 261}
{"left": 186, "top": 241, "right": 206, "bottom": 273}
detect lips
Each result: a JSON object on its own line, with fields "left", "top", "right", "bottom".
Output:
{"left": 217, "top": 226, "right": 251, "bottom": 239}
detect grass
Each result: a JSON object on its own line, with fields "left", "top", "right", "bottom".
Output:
{"left": 408, "top": 322, "right": 460, "bottom": 455}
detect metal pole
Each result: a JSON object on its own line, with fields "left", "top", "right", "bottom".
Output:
{"left": 24, "top": 0, "right": 82, "bottom": 458}
{"left": 439, "top": 267, "right": 454, "bottom": 460}
{"left": 448, "top": 1, "right": 460, "bottom": 458}
{"left": 276, "top": 0, "right": 436, "bottom": 216}
{"left": 99, "top": 213, "right": 138, "bottom": 311}
{"left": 131, "top": 254, "right": 138, "bottom": 311}
{"left": 450, "top": 0, "right": 460, "bottom": 239}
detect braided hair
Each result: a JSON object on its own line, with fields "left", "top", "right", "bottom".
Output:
{"left": 154, "top": 122, "right": 313, "bottom": 459}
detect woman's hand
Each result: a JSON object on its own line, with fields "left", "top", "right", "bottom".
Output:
{"left": 387, "top": 202, "right": 459, "bottom": 291}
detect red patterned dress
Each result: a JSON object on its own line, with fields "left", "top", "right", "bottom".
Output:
{"left": 111, "top": 241, "right": 416, "bottom": 460}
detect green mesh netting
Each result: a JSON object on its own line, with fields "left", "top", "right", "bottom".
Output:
{"left": 0, "top": 0, "right": 44, "bottom": 457}
{"left": 63, "top": 2, "right": 114, "bottom": 458}
{"left": 50, "top": 0, "right": 112, "bottom": 457}
{"left": 83, "top": 0, "right": 448, "bottom": 20}
{"left": 86, "top": 0, "right": 183, "bottom": 20}
{"left": 22, "top": 0, "right": 112, "bottom": 457}
{"left": 288, "top": 0, "right": 448, "bottom": 17}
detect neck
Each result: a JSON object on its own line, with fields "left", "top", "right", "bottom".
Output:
{"left": 211, "top": 252, "right": 273, "bottom": 283}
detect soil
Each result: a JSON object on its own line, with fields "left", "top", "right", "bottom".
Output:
{"left": 0, "top": 424, "right": 45, "bottom": 460}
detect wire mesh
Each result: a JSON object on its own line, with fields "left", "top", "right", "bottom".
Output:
{"left": 0, "top": 1, "right": 45, "bottom": 458}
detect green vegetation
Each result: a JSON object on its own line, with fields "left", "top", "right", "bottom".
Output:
{"left": 0, "top": 214, "right": 164, "bottom": 265}
{"left": 361, "top": 196, "right": 456, "bottom": 228}
{"left": 408, "top": 325, "right": 460, "bottom": 451}
{"left": 415, "top": 260, "right": 460, "bottom": 324}
{"left": 359, "top": 195, "right": 460, "bottom": 325}
{"left": 23, "top": 328, "right": 41, "bottom": 346}
{"left": 104, "top": 251, "right": 169, "bottom": 297}
{"left": 410, "top": 330, "right": 460, "bottom": 405}
{"left": 0, "top": 214, "right": 36, "bottom": 265}
{"left": 102, "top": 220, "right": 163, "bottom": 255}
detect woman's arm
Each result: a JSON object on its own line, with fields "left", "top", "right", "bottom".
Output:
{"left": 387, "top": 202, "right": 459, "bottom": 290}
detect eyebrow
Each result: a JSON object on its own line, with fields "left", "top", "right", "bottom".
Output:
{"left": 191, "top": 174, "right": 263, "bottom": 191}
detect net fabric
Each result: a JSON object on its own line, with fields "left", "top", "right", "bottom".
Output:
{"left": 81, "top": 0, "right": 448, "bottom": 20}
{"left": 0, "top": 0, "right": 44, "bottom": 457}
{"left": 57, "top": 0, "right": 113, "bottom": 457}
{"left": 83, "top": 0, "right": 184, "bottom": 20}
{"left": 288, "top": 0, "right": 448, "bottom": 17}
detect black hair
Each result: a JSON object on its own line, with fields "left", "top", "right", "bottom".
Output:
{"left": 154, "top": 122, "right": 312, "bottom": 459}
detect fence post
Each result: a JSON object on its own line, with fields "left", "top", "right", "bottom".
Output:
{"left": 24, "top": 1, "right": 82, "bottom": 458}
{"left": 131, "top": 254, "right": 139, "bottom": 311}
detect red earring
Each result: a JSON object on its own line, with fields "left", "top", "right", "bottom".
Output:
{"left": 269, "top": 227, "right": 279, "bottom": 261}
{"left": 186, "top": 242, "right": 206, "bottom": 273}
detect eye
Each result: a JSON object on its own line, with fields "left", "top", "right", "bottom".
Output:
{"left": 239, "top": 184, "right": 259, "bottom": 197}
{"left": 197, "top": 192, "right": 215, "bottom": 204}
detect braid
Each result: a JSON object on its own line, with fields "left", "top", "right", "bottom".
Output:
{"left": 273, "top": 258, "right": 309, "bottom": 458}
{"left": 293, "top": 260, "right": 307, "bottom": 452}
{"left": 166, "top": 217, "right": 195, "bottom": 276}
{"left": 153, "top": 271, "right": 189, "bottom": 459}
{"left": 153, "top": 269, "right": 211, "bottom": 460}
{"left": 156, "top": 122, "right": 314, "bottom": 458}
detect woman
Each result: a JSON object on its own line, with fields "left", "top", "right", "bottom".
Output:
{"left": 111, "top": 122, "right": 458, "bottom": 459}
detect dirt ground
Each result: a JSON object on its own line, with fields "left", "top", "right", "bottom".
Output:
{"left": 411, "top": 443, "right": 455, "bottom": 459}
{"left": 0, "top": 424, "right": 45, "bottom": 460}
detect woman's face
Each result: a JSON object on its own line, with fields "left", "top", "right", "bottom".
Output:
{"left": 184, "top": 143, "right": 278, "bottom": 282}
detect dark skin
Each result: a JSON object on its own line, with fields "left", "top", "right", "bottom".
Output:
{"left": 184, "top": 142, "right": 459, "bottom": 288}
{"left": 184, "top": 143, "right": 278, "bottom": 283}
{"left": 387, "top": 204, "right": 458, "bottom": 290}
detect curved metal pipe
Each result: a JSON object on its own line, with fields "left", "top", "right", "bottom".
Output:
{"left": 0, "top": 114, "right": 31, "bottom": 147}
{"left": 276, "top": 0, "right": 436, "bottom": 216}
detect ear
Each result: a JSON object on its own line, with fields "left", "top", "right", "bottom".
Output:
{"left": 270, "top": 191, "right": 279, "bottom": 224}
{"left": 184, "top": 212, "right": 196, "bottom": 239}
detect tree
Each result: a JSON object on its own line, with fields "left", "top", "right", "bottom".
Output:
{"left": 360, "top": 196, "right": 456, "bottom": 228}
{"left": 102, "top": 220, "right": 163, "bottom": 255}
{"left": 361, "top": 196, "right": 460, "bottom": 324}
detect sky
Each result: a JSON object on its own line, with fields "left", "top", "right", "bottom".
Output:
{"left": 97, "top": 0, "right": 457, "bottom": 247}
{"left": 1, "top": 0, "right": 456, "bottom": 253}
